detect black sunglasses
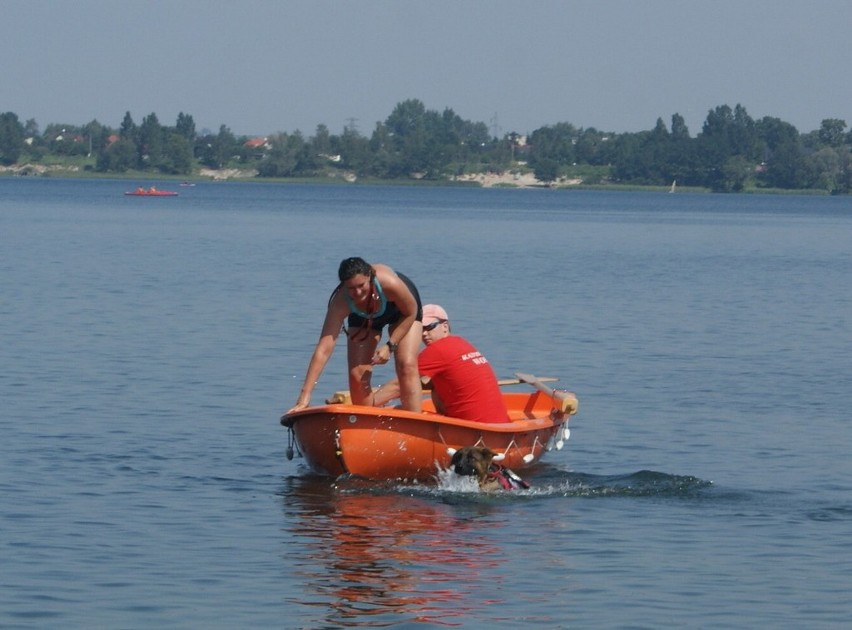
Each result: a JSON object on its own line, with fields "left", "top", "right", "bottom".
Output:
{"left": 423, "top": 319, "right": 446, "bottom": 332}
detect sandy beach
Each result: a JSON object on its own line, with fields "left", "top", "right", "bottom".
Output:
{"left": 451, "top": 171, "right": 582, "bottom": 188}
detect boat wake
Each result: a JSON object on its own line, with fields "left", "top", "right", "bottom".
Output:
{"left": 284, "top": 465, "right": 711, "bottom": 500}
{"left": 532, "top": 469, "right": 713, "bottom": 498}
{"left": 411, "top": 466, "right": 712, "bottom": 499}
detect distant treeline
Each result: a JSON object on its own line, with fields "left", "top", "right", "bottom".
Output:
{"left": 1, "top": 99, "right": 850, "bottom": 193}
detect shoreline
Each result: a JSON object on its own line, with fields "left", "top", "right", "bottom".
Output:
{"left": 0, "top": 163, "right": 831, "bottom": 195}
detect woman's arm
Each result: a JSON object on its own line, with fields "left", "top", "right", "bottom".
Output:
{"left": 286, "top": 294, "right": 347, "bottom": 413}
{"left": 371, "top": 264, "right": 419, "bottom": 365}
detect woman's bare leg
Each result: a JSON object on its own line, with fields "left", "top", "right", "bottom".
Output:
{"left": 392, "top": 321, "right": 423, "bottom": 412}
{"left": 347, "top": 332, "right": 379, "bottom": 405}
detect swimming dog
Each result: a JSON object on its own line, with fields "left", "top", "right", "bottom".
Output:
{"left": 447, "top": 446, "right": 530, "bottom": 491}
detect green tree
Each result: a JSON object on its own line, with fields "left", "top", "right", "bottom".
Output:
{"left": 119, "top": 111, "right": 137, "bottom": 142}
{"left": 43, "top": 123, "right": 88, "bottom": 156}
{"left": 835, "top": 149, "right": 852, "bottom": 194}
{"left": 697, "top": 104, "right": 760, "bottom": 190}
{"left": 175, "top": 112, "right": 196, "bottom": 142}
{"left": 528, "top": 123, "right": 577, "bottom": 171}
{"left": 0, "top": 112, "right": 25, "bottom": 165}
{"left": 138, "top": 112, "right": 164, "bottom": 167}
{"left": 807, "top": 147, "right": 843, "bottom": 191}
{"left": 384, "top": 99, "right": 432, "bottom": 176}
{"left": 258, "top": 132, "right": 298, "bottom": 177}
{"left": 610, "top": 131, "right": 647, "bottom": 182}
{"left": 197, "top": 125, "right": 237, "bottom": 169}
{"left": 82, "top": 119, "right": 110, "bottom": 155}
{"left": 818, "top": 118, "right": 847, "bottom": 147}
{"left": 719, "top": 155, "right": 752, "bottom": 192}
{"left": 610, "top": 119, "right": 680, "bottom": 186}
{"left": 367, "top": 123, "right": 393, "bottom": 176}
{"left": 340, "top": 125, "right": 372, "bottom": 176}
{"left": 533, "top": 158, "right": 559, "bottom": 184}
{"left": 311, "top": 124, "right": 333, "bottom": 157}
{"left": 665, "top": 114, "right": 699, "bottom": 185}
{"left": 755, "top": 117, "right": 802, "bottom": 189}
{"left": 96, "top": 138, "right": 137, "bottom": 172}
{"left": 158, "top": 132, "right": 193, "bottom": 174}
{"left": 670, "top": 113, "right": 690, "bottom": 140}
{"left": 574, "top": 127, "right": 612, "bottom": 166}
{"left": 24, "top": 118, "right": 40, "bottom": 138}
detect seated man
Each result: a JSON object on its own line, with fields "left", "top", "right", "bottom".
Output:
{"left": 374, "top": 304, "right": 510, "bottom": 423}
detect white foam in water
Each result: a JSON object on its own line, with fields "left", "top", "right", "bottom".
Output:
{"left": 434, "top": 466, "right": 484, "bottom": 493}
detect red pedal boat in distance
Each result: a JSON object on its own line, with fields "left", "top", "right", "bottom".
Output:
{"left": 125, "top": 187, "right": 178, "bottom": 196}
{"left": 280, "top": 373, "right": 579, "bottom": 482}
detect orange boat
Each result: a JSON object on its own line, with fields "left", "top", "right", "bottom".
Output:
{"left": 281, "top": 373, "right": 579, "bottom": 481}
{"left": 124, "top": 187, "right": 178, "bottom": 197}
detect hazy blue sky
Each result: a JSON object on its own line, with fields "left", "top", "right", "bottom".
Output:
{"left": 3, "top": 0, "right": 850, "bottom": 138}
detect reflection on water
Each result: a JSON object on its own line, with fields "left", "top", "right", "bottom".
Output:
{"left": 277, "top": 470, "right": 711, "bottom": 627}
{"left": 279, "top": 476, "right": 505, "bottom": 627}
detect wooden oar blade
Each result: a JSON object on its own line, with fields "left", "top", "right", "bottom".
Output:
{"left": 326, "top": 391, "right": 353, "bottom": 404}
{"left": 553, "top": 391, "right": 579, "bottom": 415}
{"left": 515, "top": 372, "right": 579, "bottom": 415}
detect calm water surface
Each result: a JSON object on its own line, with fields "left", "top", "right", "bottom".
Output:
{"left": 1, "top": 178, "right": 851, "bottom": 628}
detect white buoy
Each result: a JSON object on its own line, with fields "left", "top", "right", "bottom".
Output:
{"left": 523, "top": 453, "right": 535, "bottom": 463}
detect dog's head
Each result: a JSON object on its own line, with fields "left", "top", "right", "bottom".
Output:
{"left": 448, "top": 446, "right": 502, "bottom": 482}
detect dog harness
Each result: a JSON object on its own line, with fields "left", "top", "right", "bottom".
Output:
{"left": 487, "top": 463, "right": 530, "bottom": 490}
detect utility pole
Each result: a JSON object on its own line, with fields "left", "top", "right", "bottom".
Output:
{"left": 490, "top": 113, "right": 501, "bottom": 140}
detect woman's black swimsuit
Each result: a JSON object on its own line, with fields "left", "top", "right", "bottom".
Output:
{"left": 342, "top": 272, "right": 422, "bottom": 331}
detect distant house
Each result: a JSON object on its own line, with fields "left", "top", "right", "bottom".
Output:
{"left": 244, "top": 137, "right": 269, "bottom": 149}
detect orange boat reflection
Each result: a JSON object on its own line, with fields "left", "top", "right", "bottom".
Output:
{"left": 281, "top": 478, "right": 506, "bottom": 626}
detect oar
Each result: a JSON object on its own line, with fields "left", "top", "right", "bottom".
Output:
{"left": 327, "top": 375, "right": 561, "bottom": 404}
{"left": 497, "top": 376, "right": 558, "bottom": 386}
{"left": 514, "top": 372, "right": 579, "bottom": 415}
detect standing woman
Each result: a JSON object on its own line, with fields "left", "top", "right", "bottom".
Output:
{"left": 286, "top": 257, "right": 423, "bottom": 414}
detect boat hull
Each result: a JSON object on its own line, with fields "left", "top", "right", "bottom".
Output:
{"left": 282, "top": 391, "right": 573, "bottom": 481}
{"left": 124, "top": 191, "right": 178, "bottom": 196}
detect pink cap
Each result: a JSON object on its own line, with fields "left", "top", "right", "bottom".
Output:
{"left": 422, "top": 304, "right": 449, "bottom": 325}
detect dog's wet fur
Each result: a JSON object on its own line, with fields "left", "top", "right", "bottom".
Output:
{"left": 448, "top": 446, "right": 528, "bottom": 491}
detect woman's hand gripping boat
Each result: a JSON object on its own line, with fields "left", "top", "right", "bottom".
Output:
{"left": 280, "top": 373, "right": 579, "bottom": 481}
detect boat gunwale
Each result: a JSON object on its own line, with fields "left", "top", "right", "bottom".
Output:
{"left": 281, "top": 399, "right": 566, "bottom": 433}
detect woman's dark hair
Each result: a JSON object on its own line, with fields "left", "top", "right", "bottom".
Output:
{"left": 338, "top": 257, "right": 374, "bottom": 281}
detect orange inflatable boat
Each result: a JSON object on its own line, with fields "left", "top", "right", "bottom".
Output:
{"left": 281, "top": 373, "right": 579, "bottom": 481}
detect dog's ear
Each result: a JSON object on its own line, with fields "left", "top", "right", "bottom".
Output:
{"left": 480, "top": 447, "right": 499, "bottom": 461}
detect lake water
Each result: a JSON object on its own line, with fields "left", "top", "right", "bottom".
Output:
{"left": 2, "top": 177, "right": 851, "bottom": 628}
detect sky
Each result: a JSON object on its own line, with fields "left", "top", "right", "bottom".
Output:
{"left": 2, "top": 0, "right": 850, "bottom": 139}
